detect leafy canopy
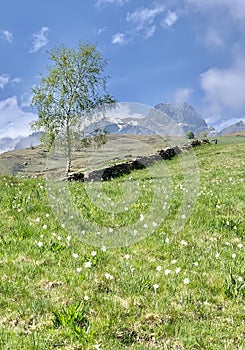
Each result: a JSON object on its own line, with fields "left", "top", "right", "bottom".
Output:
{"left": 186, "top": 130, "right": 195, "bottom": 139}
{"left": 31, "top": 42, "right": 116, "bottom": 149}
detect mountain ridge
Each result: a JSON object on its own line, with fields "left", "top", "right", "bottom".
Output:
{"left": 217, "top": 121, "right": 245, "bottom": 136}
{"left": 1, "top": 102, "right": 244, "bottom": 154}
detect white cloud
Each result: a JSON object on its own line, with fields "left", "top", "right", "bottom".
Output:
{"left": 184, "top": 0, "right": 245, "bottom": 49}
{"left": 20, "top": 92, "right": 33, "bottom": 108}
{"left": 201, "top": 57, "right": 245, "bottom": 114}
{"left": 1, "top": 30, "right": 14, "bottom": 43}
{"left": 144, "top": 25, "right": 156, "bottom": 39}
{"left": 96, "top": 0, "right": 129, "bottom": 6}
{"left": 185, "top": 0, "right": 245, "bottom": 21}
{"left": 0, "top": 74, "right": 10, "bottom": 89}
{"left": 11, "top": 77, "right": 21, "bottom": 85}
{"left": 0, "top": 74, "right": 21, "bottom": 89}
{"left": 126, "top": 4, "right": 165, "bottom": 38}
{"left": 97, "top": 26, "right": 107, "bottom": 35}
{"left": 174, "top": 88, "right": 193, "bottom": 103}
{"left": 112, "top": 32, "right": 126, "bottom": 45}
{"left": 205, "top": 28, "right": 224, "bottom": 48}
{"left": 0, "top": 96, "right": 37, "bottom": 139}
{"left": 126, "top": 4, "right": 165, "bottom": 28}
{"left": 30, "top": 26, "right": 49, "bottom": 53}
{"left": 105, "top": 102, "right": 145, "bottom": 121}
{"left": 162, "top": 10, "right": 178, "bottom": 28}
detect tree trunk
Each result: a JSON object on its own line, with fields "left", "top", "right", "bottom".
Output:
{"left": 65, "top": 157, "right": 71, "bottom": 178}
{"left": 65, "top": 120, "right": 72, "bottom": 177}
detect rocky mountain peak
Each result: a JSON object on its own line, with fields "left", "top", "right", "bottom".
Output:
{"left": 153, "top": 101, "right": 208, "bottom": 134}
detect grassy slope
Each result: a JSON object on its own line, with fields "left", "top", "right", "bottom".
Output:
{"left": 0, "top": 136, "right": 244, "bottom": 349}
{"left": 0, "top": 134, "right": 184, "bottom": 177}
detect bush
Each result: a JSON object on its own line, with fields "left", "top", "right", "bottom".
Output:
{"left": 186, "top": 130, "right": 195, "bottom": 139}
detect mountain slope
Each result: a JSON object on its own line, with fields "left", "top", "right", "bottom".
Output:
{"left": 218, "top": 121, "right": 245, "bottom": 135}
{"left": 0, "top": 132, "right": 42, "bottom": 155}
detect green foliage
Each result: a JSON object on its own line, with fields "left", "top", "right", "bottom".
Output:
{"left": 31, "top": 41, "right": 116, "bottom": 174}
{"left": 186, "top": 130, "right": 195, "bottom": 139}
{"left": 52, "top": 301, "right": 90, "bottom": 335}
{"left": 225, "top": 268, "right": 245, "bottom": 299}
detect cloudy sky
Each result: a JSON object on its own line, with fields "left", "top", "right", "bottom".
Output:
{"left": 1, "top": 0, "right": 245, "bottom": 140}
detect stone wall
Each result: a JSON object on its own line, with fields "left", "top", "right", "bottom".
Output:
{"left": 67, "top": 139, "right": 208, "bottom": 182}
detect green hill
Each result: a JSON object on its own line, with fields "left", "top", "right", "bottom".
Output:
{"left": 0, "top": 135, "right": 244, "bottom": 349}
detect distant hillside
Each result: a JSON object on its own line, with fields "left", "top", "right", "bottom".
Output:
{"left": 14, "top": 132, "right": 42, "bottom": 150}
{"left": 218, "top": 121, "right": 245, "bottom": 136}
{"left": 0, "top": 137, "right": 20, "bottom": 154}
{"left": 0, "top": 134, "right": 173, "bottom": 177}
{"left": 0, "top": 132, "right": 42, "bottom": 155}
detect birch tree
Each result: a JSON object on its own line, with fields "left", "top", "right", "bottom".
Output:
{"left": 31, "top": 42, "right": 116, "bottom": 176}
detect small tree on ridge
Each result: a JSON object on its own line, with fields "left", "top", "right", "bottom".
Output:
{"left": 31, "top": 41, "right": 116, "bottom": 176}
{"left": 186, "top": 130, "right": 195, "bottom": 139}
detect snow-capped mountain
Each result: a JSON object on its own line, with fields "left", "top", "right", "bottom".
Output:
{"left": 85, "top": 102, "right": 210, "bottom": 137}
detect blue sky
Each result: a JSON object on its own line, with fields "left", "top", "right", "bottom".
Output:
{"left": 1, "top": 0, "right": 245, "bottom": 140}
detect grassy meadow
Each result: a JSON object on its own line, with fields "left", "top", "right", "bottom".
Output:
{"left": 0, "top": 135, "right": 244, "bottom": 349}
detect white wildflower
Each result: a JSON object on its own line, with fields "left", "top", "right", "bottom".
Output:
{"left": 153, "top": 283, "right": 159, "bottom": 291}
{"left": 130, "top": 266, "right": 135, "bottom": 273}
{"left": 94, "top": 345, "right": 101, "bottom": 350}
{"left": 105, "top": 273, "right": 114, "bottom": 280}
{"left": 84, "top": 261, "right": 92, "bottom": 268}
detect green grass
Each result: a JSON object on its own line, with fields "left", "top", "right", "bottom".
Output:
{"left": 0, "top": 136, "right": 244, "bottom": 349}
